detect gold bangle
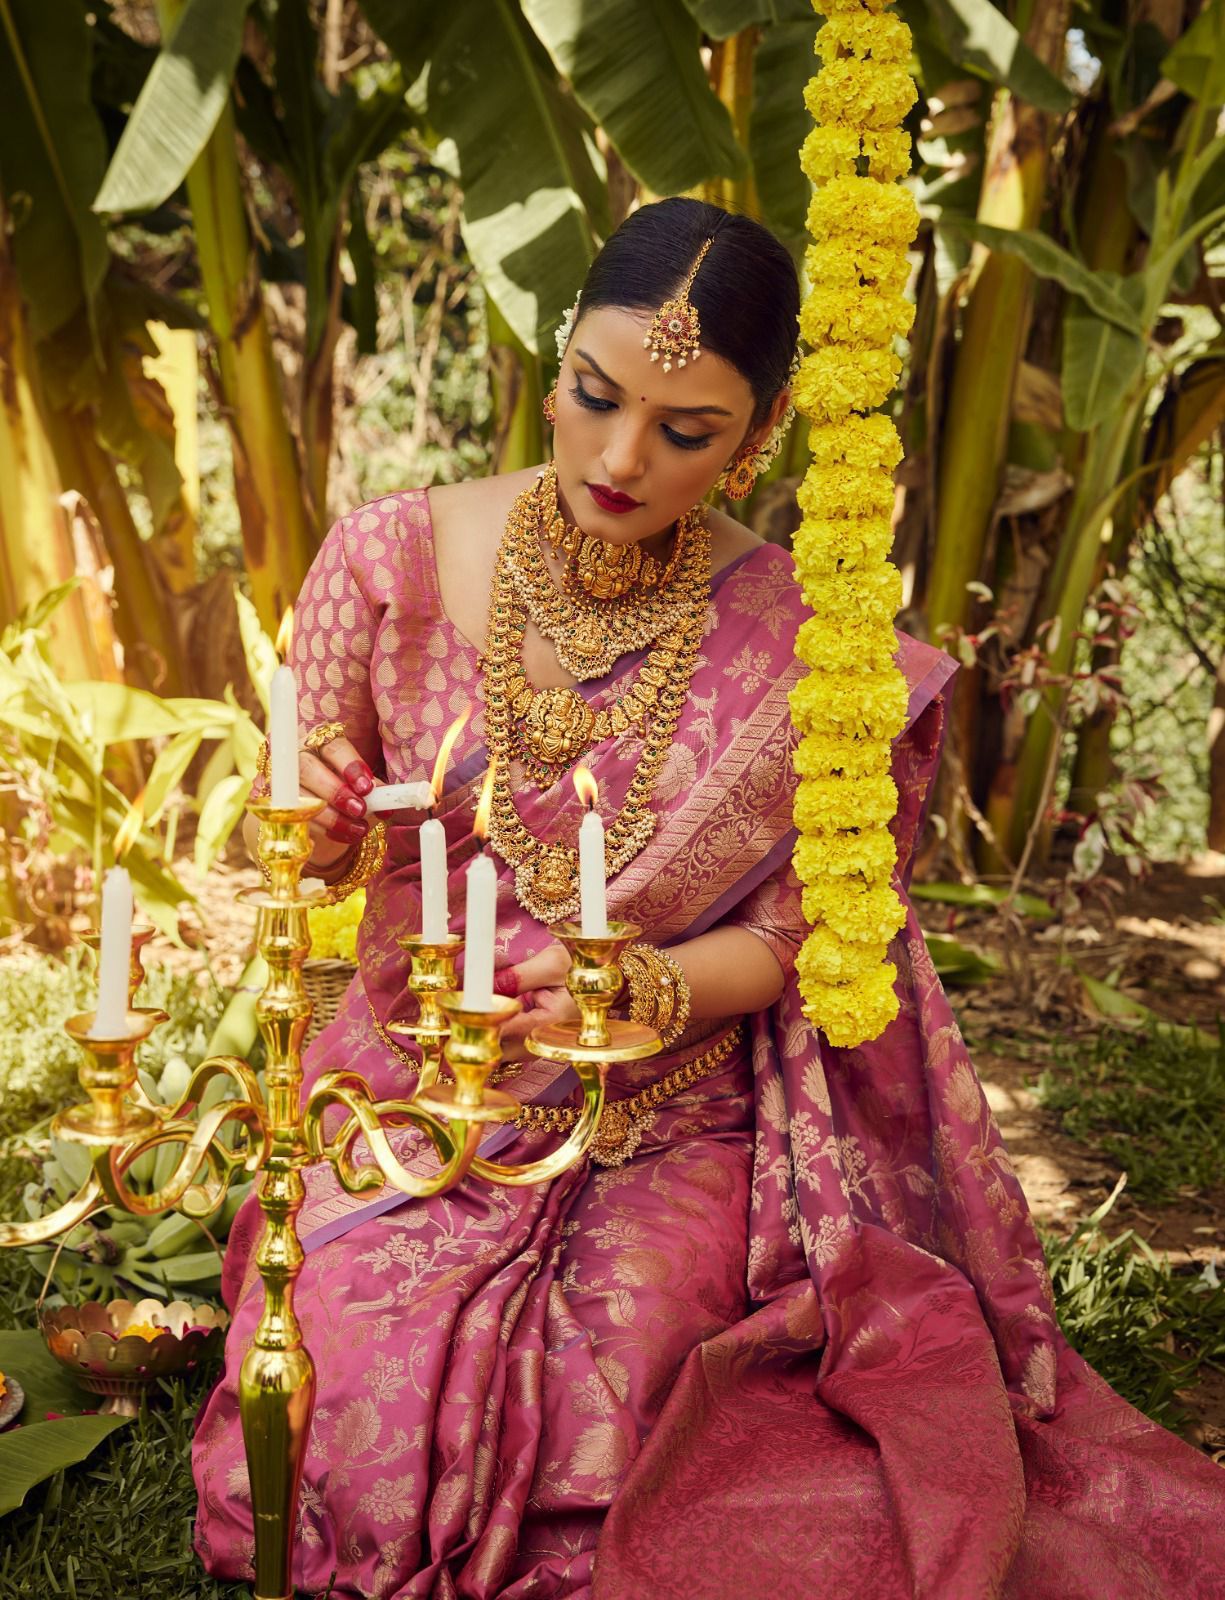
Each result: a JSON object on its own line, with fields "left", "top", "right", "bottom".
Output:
{"left": 257, "top": 817, "right": 387, "bottom": 905}
{"left": 623, "top": 942, "right": 691, "bottom": 1050}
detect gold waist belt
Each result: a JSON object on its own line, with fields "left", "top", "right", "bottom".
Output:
{"left": 515, "top": 1023, "right": 746, "bottom": 1168}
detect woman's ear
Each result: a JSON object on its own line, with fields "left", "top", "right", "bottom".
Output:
{"left": 744, "top": 387, "right": 792, "bottom": 453}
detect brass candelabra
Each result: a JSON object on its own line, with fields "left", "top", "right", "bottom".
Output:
{"left": 0, "top": 795, "right": 658, "bottom": 1600}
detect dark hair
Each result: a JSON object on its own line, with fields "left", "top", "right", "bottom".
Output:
{"left": 575, "top": 198, "right": 799, "bottom": 427}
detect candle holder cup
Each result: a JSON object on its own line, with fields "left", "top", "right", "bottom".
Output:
{"left": 390, "top": 933, "right": 464, "bottom": 1089}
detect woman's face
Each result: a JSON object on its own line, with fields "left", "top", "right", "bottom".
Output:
{"left": 552, "top": 305, "right": 764, "bottom": 546}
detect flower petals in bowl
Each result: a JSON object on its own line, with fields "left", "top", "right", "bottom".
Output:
{"left": 40, "top": 1298, "right": 230, "bottom": 1416}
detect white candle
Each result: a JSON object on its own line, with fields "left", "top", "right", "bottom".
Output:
{"left": 269, "top": 663, "right": 299, "bottom": 807}
{"left": 91, "top": 866, "right": 133, "bottom": 1037}
{"left": 461, "top": 850, "right": 496, "bottom": 1009}
{"left": 579, "top": 806, "right": 609, "bottom": 937}
{"left": 420, "top": 817, "right": 449, "bottom": 941}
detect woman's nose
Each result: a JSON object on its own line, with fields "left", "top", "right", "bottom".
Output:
{"left": 601, "top": 418, "right": 647, "bottom": 486}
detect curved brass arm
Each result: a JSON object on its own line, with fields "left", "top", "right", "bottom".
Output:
{"left": 0, "top": 1172, "right": 106, "bottom": 1249}
{"left": 96, "top": 1056, "right": 270, "bottom": 1218}
{"left": 302, "top": 1070, "right": 481, "bottom": 1198}
{"left": 468, "top": 1060, "right": 607, "bottom": 1187}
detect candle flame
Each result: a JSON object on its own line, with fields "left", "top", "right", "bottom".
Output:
{"left": 472, "top": 760, "right": 496, "bottom": 843}
{"left": 274, "top": 605, "right": 294, "bottom": 659}
{"left": 114, "top": 790, "right": 146, "bottom": 860}
{"left": 573, "top": 766, "right": 599, "bottom": 810}
{"left": 431, "top": 703, "right": 471, "bottom": 804}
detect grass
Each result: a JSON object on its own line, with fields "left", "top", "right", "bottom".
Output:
{"left": 1032, "top": 1019, "right": 1225, "bottom": 1204}
{"left": 1044, "top": 1188, "right": 1225, "bottom": 1431}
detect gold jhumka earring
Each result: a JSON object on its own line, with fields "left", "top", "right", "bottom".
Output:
{"left": 542, "top": 384, "right": 557, "bottom": 425}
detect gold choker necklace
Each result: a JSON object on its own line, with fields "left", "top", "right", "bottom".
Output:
{"left": 539, "top": 467, "right": 680, "bottom": 601}
{"left": 483, "top": 472, "right": 710, "bottom": 921}
{"left": 505, "top": 466, "right": 706, "bottom": 681}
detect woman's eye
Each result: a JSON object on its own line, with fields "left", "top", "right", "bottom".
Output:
{"left": 571, "top": 378, "right": 615, "bottom": 412}
{"left": 663, "top": 425, "right": 713, "bottom": 452}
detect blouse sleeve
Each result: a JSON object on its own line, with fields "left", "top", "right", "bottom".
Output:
{"left": 289, "top": 516, "right": 385, "bottom": 777}
{"left": 721, "top": 857, "right": 807, "bottom": 981}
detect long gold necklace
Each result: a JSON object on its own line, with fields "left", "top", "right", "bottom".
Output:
{"left": 484, "top": 474, "right": 709, "bottom": 922}
{"left": 504, "top": 464, "right": 706, "bottom": 681}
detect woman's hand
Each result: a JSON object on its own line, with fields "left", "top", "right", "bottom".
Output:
{"left": 497, "top": 942, "right": 578, "bottom": 1062}
{"left": 298, "top": 732, "right": 378, "bottom": 868}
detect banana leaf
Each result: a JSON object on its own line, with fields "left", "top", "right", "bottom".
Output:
{"left": 0, "top": 1332, "right": 130, "bottom": 1517}
{"left": 925, "top": 934, "right": 1002, "bottom": 983}
{"left": 910, "top": 881, "right": 1056, "bottom": 920}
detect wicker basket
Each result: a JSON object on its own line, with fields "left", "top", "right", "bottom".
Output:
{"left": 302, "top": 958, "right": 357, "bottom": 1044}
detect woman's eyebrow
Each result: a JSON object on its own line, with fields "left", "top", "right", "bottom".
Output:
{"left": 575, "top": 347, "right": 734, "bottom": 418}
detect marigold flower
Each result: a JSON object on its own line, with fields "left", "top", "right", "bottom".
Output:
{"left": 795, "top": 615, "right": 899, "bottom": 673}
{"left": 789, "top": 667, "right": 909, "bottom": 740}
{"left": 800, "top": 284, "right": 914, "bottom": 349}
{"left": 793, "top": 346, "right": 901, "bottom": 422}
{"left": 798, "top": 462, "right": 896, "bottom": 520}
{"left": 807, "top": 416, "right": 903, "bottom": 472}
{"left": 801, "top": 125, "right": 912, "bottom": 184}
{"left": 804, "top": 60, "right": 917, "bottom": 132}
{"left": 805, "top": 239, "right": 911, "bottom": 296}
{"left": 795, "top": 773, "right": 899, "bottom": 833}
{"left": 816, "top": 11, "right": 912, "bottom": 66}
{"left": 798, "top": 563, "right": 903, "bottom": 626}
{"left": 806, "top": 178, "right": 920, "bottom": 250}
{"left": 792, "top": 513, "right": 895, "bottom": 576}
{"left": 802, "top": 966, "right": 900, "bottom": 1049}
{"left": 798, "top": 927, "right": 891, "bottom": 986}
{"left": 793, "top": 826, "right": 898, "bottom": 884}
{"left": 793, "top": 0, "right": 912, "bottom": 1048}
{"left": 802, "top": 876, "right": 908, "bottom": 943}
{"left": 793, "top": 731, "right": 894, "bottom": 783}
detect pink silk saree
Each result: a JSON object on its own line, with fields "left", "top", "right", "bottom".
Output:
{"left": 193, "top": 491, "right": 1224, "bottom": 1598}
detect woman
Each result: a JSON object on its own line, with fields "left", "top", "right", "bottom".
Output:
{"left": 194, "top": 199, "right": 1224, "bottom": 1598}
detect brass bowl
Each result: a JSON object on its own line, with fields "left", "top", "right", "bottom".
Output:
{"left": 40, "top": 1298, "right": 230, "bottom": 1417}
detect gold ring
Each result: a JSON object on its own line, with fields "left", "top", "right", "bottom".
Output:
{"left": 301, "top": 721, "right": 347, "bottom": 755}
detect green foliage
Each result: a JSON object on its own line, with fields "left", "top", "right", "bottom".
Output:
{"left": 0, "top": 1332, "right": 131, "bottom": 1517}
{"left": 1033, "top": 1022, "right": 1225, "bottom": 1204}
{"left": 1045, "top": 1201, "right": 1225, "bottom": 1431}
{"left": 93, "top": 0, "right": 253, "bottom": 215}
{"left": 0, "top": 1366, "right": 253, "bottom": 1598}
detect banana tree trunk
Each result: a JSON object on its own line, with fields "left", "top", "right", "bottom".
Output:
{"left": 987, "top": 400, "right": 1143, "bottom": 866}
{"left": 301, "top": 230, "right": 343, "bottom": 530}
{"left": 488, "top": 299, "right": 543, "bottom": 475}
{"left": 705, "top": 30, "right": 758, "bottom": 218}
{"left": 45, "top": 404, "right": 189, "bottom": 695}
{"left": 157, "top": 0, "right": 316, "bottom": 631}
{"left": 0, "top": 230, "right": 117, "bottom": 684}
{"left": 924, "top": 1, "right": 1070, "bottom": 869}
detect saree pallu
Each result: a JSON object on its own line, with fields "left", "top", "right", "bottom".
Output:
{"left": 193, "top": 494, "right": 1224, "bottom": 1598}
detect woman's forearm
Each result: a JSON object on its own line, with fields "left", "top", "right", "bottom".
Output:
{"left": 667, "top": 924, "right": 786, "bottom": 1021}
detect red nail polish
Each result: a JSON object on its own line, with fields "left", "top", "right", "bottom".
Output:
{"left": 336, "top": 789, "right": 366, "bottom": 820}
{"left": 344, "top": 760, "right": 374, "bottom": 796}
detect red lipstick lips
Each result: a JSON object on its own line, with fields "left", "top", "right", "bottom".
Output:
{"left": 587, "top": 482, "right": 641, "bottom": 515}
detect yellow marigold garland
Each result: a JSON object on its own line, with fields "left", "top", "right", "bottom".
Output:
{"left": 791, "top": 0, "right": 917, "bottom": 1048}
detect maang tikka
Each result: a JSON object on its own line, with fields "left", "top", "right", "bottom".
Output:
{"left": 643, "top": 238, "right": 713, "bottom": 373}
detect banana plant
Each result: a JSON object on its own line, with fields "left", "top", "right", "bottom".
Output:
{"left": 951, "top": 3, "right": 1225, "bottom": 867}
{"left": 0, "top": 583, "right": 263, "bottom": 937}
